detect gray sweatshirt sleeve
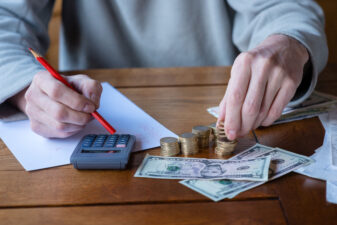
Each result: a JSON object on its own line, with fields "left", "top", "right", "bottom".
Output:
{"left": 0, "top": 0, "right": 54, "bottom": 105}
{"left": 227, "top": 0, "right": 329, "bottom": 107}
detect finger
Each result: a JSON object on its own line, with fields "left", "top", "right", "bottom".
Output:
{"left": 261, "top": 81, "right": 297, "bottom": 126}
{"left": 239, "top": 61, "right": 269, "bottom": 136}
{"left": 67, "top": 75, "right": 103, "bottom": 108}
{"left": 26, "top": 86, "right": 92, "bottom": 126}
{"left": 253, "top": 68, "right": 283, "bottom": 129}
{"left": 225, "top": 53, "right": 252, "bottom": 140}
{"left": 30, "top": 119, "right": 79, "bottom": 138}
{"left": 26, "top": 101, "right": 85, "bottom": 133}
{"left": 33, "top": 72, "right": 96, "bottom": 113}
{"left": 217, "top": 93, "right": 227, "bottom": 124}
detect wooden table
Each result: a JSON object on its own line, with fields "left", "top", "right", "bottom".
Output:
{"left": 1, "top": 65, "right": 337, "bottom": 225}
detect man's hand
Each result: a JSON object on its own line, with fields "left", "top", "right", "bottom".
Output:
{"left": 218, "top": 34, "right": 309, "bottom": 140}
{"left": 10, "top": 71, "right": 102, "bottom": 138}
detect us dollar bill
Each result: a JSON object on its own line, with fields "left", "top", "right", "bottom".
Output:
{"left": 134, "top": 154, "right": 271, "bottom": 181}
{"left": 180, "top": 144, "right": 314, "bottom": 201}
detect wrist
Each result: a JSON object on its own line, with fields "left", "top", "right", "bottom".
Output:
{"left": 267, "top": 34, "right": 309, "bottom": 64}
{"left": 8, "top": 88, "right": 28, "bottom": 113}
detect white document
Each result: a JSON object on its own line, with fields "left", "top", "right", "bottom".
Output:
{"left": 295, "top": 112, "right": 337, "bottom": 205}
{"left": 295, "top": 121, "right": 337, "bottom": 182}
{"left": 328, "top": 107, "right": 337, "bottom": 168}
{"left": 326, "top": 181, "right": 337, "bottom": 204}
{"left": 0, "top": 82, "right": 176, "bottom": 171}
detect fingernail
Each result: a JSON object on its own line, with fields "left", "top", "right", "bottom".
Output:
{"left": 83, "top": 103, "right": 95, "bottom": 113}
{"left": 227, "top": 130, "right": 236, "bottom": 139}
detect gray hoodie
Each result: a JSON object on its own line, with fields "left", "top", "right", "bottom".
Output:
{"left": 0, "top": 0, "right": 328, "bottom": 119}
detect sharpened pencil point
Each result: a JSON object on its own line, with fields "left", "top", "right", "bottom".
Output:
{"left": 28, "top": 48, "right": 41, "bottom": 58}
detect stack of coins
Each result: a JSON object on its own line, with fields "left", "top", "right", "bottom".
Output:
{"left": 215, "top": 121, "right": 237, "bottom": 156}
{"left": 160, "top": 137, "right": 180, "bottom": 156}
{"left": 179, "top": 133, "right": 199, "bottom": 155}
{"left": 216, "top": 121, "right": 226, "bottom": 139}
{"left": 192, "top": 125, "right": 211, "bottom": 148}
{"left": 215, "top": 137, "right": 238, "bottom": 156}
{"left": 208, "top": 122, "right": 217, "bottom": 143}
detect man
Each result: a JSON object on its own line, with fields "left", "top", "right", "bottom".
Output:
{"left": 0, "top": 0, "right": 328, "bottom": 140}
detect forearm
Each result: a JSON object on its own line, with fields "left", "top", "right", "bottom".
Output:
{"left": 0, "top": 0, "right": 53, "bottom": 104}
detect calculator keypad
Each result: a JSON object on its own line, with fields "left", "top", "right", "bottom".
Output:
{"left": 81, "top": 134, "right": 130, "bottom": 149}
{"left": 71, "top": 133, "right": 136, "bottom": 169}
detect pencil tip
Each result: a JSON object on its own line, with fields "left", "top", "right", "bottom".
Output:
{"left": 28, "top": 48, "right": 41, "bottom": 58}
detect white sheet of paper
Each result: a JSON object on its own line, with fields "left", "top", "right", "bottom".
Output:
{"left": 0, "top": 82, "right": 177, "bottom": 171}
{"left": 295, "top": 114, "right": 337, "bottom": 182}
{"left": 326, "top": 181, "right": 337, "bottom": 204}
{"left": 328, "top": 107, "right": 337, "bottom": 168}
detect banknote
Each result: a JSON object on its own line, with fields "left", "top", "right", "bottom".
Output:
{"left": 207, "top": 91, "right": 337, "bottom": 125}
{"left": 282, "top": 91, "right": 337, "bottom": 114}
{"left": 180, "top": 144, "right": 313, "bottom": 201}
{"left": 135, "top": 154, "right": 271, "bottom": 181}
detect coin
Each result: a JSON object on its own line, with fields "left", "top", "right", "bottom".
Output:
{"left": 160, "top": 137, "right": 180, "bottom": 156}
{"left": 192, "top": 125, "right": 211, "bottom": 148}
{"left": 179, "top": 132, "right": 199, "bottom": 155}
{"left": 209, "top": 122, "right": 217, "bottom": 144}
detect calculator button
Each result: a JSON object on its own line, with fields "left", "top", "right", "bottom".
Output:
{"left": 82, "top": 142, "right": 92, "bottom": 147}
{"left": 93, "top": 142, "right": 104, "bottom": 147}
{"left": 96, "top": 135, "right": 107, "bottom": 141}
{"left": 116, "top": 144, "right": 126, "bottom": 148}
{"left": 104, "top": 143, "right": 115, "bottom": 148}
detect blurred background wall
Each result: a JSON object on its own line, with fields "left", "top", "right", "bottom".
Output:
{"left": 46, "top": 0, "right": 337, "bottom": 70}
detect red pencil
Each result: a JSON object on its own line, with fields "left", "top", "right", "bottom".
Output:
{"left": 28, "top": 48, "right": 116, "bottom": 134}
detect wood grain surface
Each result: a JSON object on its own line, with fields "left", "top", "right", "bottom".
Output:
{"left": 1, "top": 65, "right": 337, "bottom": 225}
{"left": 0, "top": 200, "right": 286, "bottom": 225}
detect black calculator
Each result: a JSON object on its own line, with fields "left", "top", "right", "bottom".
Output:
{"left": 70, "top": 134, "right": 136, "bottom": 169}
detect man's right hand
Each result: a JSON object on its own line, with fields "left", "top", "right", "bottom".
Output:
{"left": 10, "top": 71, "right": 102, "bottom": 138}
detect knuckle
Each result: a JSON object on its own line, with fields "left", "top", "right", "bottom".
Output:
{"left": 32, "top": 73, "right": 42, "bottom": 84}
{"left": 53, "top": 106, "right": 67, "bottom": 122}
{"left": 77, "top": 74, "right": 89, "bottom": 79}
{"left": 243, "top": 99, "right": 259, "bottom": 117}
{"left": 30, "top": 121, "right": 41, "bottom": 134}
{"left": 49, "top": 82, "right": 63, "bottom": 99}
{"left": 240, "top": 52, "right": 255, "bottom": 64}
{"left": 55, "top": 122, "right": 67, "bottom": 132}
{"left": 25, "top": 104, "right": 33, "bottom": 117}
{"left": 24, "top": 88, "right": 33, "bottom": 102}
{"left": 269, "top": 107, "right": 282, "bottom": 121}
{"left": 286, "top": 79, "right": 299, "bottom": 90}
{"left": 264, "top": 53, "right": 278, "bottom": 66}
{"left": 71, "top": 98, "right": 86, "bottom": 111}
{"left": 228, "top": 89, "right": 244, "bottom": 104}
{"left": 233, "top": 52, "right": 253, "bottom": 68}
{"left": 58, "top": 131, "right": 75, "bottom": 138}
{"left": 85, "top": 79, "right": 100, "bottom": 91}
{"left": 77, "top": 114, "right": 92, "bottom": 125}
